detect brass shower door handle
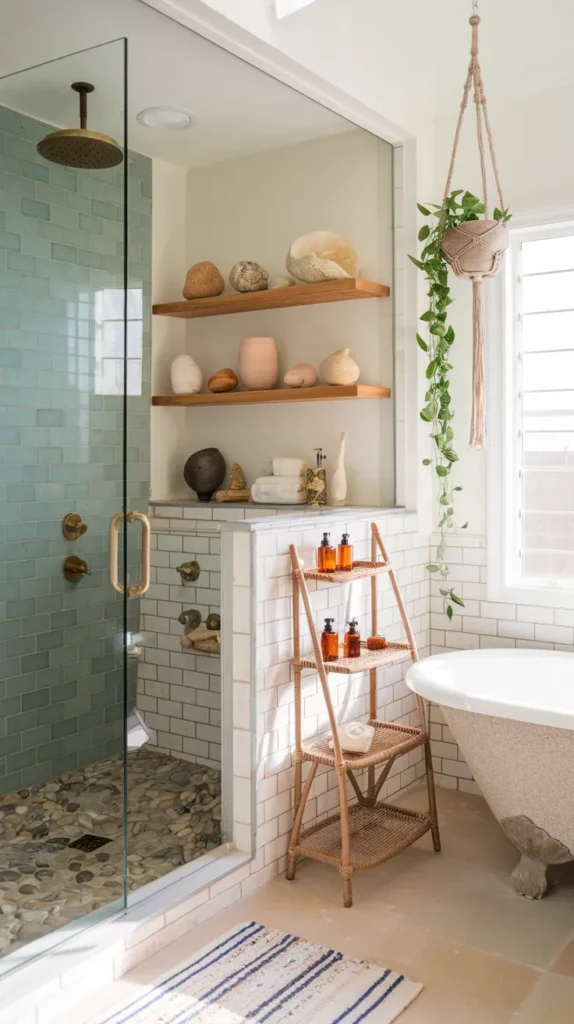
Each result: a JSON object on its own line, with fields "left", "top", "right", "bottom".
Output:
{"left": 109, "top": 510, "right": 151, "bottom": 597}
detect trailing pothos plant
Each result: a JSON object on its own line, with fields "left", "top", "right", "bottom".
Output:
{"left": 409, "top": 189, "right": 511, "bottom": 620}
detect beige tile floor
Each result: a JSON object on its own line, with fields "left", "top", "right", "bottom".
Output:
{"left": 79, "top": 787, "right": 574, "bottom": 1024}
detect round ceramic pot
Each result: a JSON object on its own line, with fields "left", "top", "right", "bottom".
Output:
{"left": 441, "top": 220, "right": 509, "bottom": 279}
{"left": 184, "top": 447, "right": 226, "bottom": 502}
{"left": 238, "top": 336, "right": 278, "bottom": 391}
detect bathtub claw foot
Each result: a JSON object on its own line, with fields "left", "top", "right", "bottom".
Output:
{"left": 502, "top": 814, "right": 574, "bottom": 899}
{"left": 512, "top": 855, "right": 548, "bottom": 899}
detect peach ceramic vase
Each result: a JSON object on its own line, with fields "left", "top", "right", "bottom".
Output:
{"left": 238, "top": 336, "right": 278, "bottom": 391}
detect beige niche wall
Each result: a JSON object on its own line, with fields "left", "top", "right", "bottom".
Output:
{"left": 154, "top": 129, "right": 394, "bottom": 505}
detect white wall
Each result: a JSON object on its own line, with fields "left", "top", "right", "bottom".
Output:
{"left": 153, "top": 129, "right": 394, "bottom": 506}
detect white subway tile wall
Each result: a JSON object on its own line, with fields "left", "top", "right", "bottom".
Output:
{"left": 429, "top": 532, "right": 572, "bottom": 789}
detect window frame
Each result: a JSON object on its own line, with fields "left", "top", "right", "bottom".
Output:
{"left": 487, "top": 209, "right": 574, "bottom": 609}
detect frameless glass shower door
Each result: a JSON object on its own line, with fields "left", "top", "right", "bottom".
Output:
{"left": 0, "top": 37, "right": 151, "bottom": 973}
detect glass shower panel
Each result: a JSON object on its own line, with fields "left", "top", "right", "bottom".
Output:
{"left": 0, "top": 39, "right": 131, "bottom": 972}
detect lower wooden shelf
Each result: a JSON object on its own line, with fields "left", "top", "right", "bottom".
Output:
{"left": 297, "top": 801, "right": 431, "bottom": 871}
{"left": 152, "top": 385, "right": 390, "bottom": 407}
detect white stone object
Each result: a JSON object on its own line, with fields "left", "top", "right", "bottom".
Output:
{"left": 283, "top": 363, "right": 317, "bottom": 388}
{"left": 330, "top": 430, "right": 347, "bottom": 506}
{"left": 171, "top": 354, "right": 203, "bottom": 394}
{"left": 286, "top": 230, "right": 359, "bottom": 283}
{"left": 229, "top": 261, "right": 268, "bottom": 293}
{"left": 268, "top": 273, "right": 295, "bottom": 289}
{"left": 251, "top": 477, "right": 306, "bottom": 503}
{"left": 271, "top": 457, "right": 306, "bottom": 477}
{"left": 329, "top": 721, "right": 375, "bottom": 754}
{"left": 319, "top": 348, "right": 360, "bottom": 386}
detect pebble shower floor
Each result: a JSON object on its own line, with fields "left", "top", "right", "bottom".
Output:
{"left": 0, "top": 749, "right": 222, "bottom": 956}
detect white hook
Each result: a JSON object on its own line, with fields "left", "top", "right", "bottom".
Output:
{"left": 472, "top": 0, "right": 479, "bottom": 12}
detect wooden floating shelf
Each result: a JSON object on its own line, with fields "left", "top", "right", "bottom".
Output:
{"left": 152, "top": 278, "right": 389, "bottom": 319}
{"left": 152, "top": 385, "right": 390, "bottom": 407}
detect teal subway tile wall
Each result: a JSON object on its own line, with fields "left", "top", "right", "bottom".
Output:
{"left": 0, "top": 105, "right": 152, "bottom": 795}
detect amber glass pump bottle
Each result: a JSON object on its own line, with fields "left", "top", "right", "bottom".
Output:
{"left": 344, "top": 618, "right": 361, "bottom": 658}
{"left": 337, "top": 533, "right": 353, "bottom": 570}
{"left": 321, "top": 618, "right": 339, "bottom": 662}
{"left": 317, "top": 532, "right": 336, "bottom": 572}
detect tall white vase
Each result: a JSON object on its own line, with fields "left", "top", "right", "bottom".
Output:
{"left": 331, "top": 430, "right": 347, "bottom": 506}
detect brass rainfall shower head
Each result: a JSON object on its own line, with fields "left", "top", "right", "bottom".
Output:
{"left": 37, "top": 82, "right": 123, "bottom": 169}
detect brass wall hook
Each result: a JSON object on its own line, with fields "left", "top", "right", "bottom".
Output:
{"left": 63, "top": 555, "right": 91, "bottom": 583}
{"left": 176, "top": 560, "right": 200, "bottom": 583}
{"left": 62, "top": 513, "right": 88, "bottom": 542}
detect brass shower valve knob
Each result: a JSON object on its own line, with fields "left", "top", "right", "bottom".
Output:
{"left": 63, "top": 555, "right": 91, "bottom": 583}
{"left": 62, "top": 513, "right": 88, "bottom": 541}
{"left": 176, "top": 560, "right": 201, "bottom": 583}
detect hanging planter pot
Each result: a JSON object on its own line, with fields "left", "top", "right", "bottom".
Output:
{"left": 438, "top": 13, "right": 510, "bottom": 451}
{"left": 441, "top": 219, "right": 508, "bottom": 278}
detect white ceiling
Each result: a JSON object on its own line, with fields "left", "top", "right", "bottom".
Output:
{"left": 0, "top": 0, "right": 350, "bottom": 168}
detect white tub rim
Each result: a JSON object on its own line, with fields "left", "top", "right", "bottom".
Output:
{"left": 406, "top": 648, "right": 574, "bottom": 731}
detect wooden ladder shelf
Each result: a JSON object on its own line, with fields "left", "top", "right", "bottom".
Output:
{"left": 287, "top": 521, "right": 441, "bottom": 907}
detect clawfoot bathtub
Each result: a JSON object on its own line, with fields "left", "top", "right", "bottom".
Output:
{"left": 406, "top": 649, "right": 574, "bottom": 898}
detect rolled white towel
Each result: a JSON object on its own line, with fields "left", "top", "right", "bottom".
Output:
{"left": 271, "top": 457, "right": 306, "bottom": 477}
{"left": 254, "top": 475, "right": 305, "bottom": 488}
{"left": 252, "top": 481, "right": 306, "bottom": 504}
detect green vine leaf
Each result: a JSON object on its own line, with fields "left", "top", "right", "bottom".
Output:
{"left": 446, "top": 604, "right": 453, "bottom": 620}
{"left": 420, "top": 310, "right": 435, "bottom": 322}
{"left": 425, "top": 564, "right": 440, "bottom": 573}
{"left": 416, "top": 334, "right": 428, "bottom": 352}
{"left": 418, "top": 225, "right": 431, "bottom": 241}
{"left": 417, "top": 203, "right": 431, "bottom": 216}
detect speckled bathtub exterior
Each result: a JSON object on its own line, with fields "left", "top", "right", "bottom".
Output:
{"left": 442, "top": 708, "right": 574, "bottom": 856}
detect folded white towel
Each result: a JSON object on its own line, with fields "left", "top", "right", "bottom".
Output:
{"left": 272, "top": 457, "right": 306, "bottom": 477}
{"left": 252, "top": 482, "right": 306, "bottom": 504}
{"left": 254, "top": 475, "right": 305, "bottom": 488}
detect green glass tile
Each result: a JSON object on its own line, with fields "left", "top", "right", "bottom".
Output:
{"left": 50, "top": 680, "right": 77, "bottom": 703}
{"left": 51, "top": 716, "right": 77, "bottom": 740}
{"left": 36, "top": 738, "right": 66, "bottom": 762}
{"left": 6, "top": 711, "right": 38, "bottom": 736}
{"left": 51, "top": 242, "right": 77, "bottom": 263}
{"left": 36, "top": 408, "right": 64, "bottom": 427}
{"left": 5, "top": 172, "right": 35, "bottom": 198}
{"left": 20, "top": 159, "right": 49, "bottom": 183}
{"left": 19, "top": 577, "right": 50, "bottom": 599}
{"left": 22, "top": 466, "right": 50, "bottom": 484}
{"left": 21, "top": 274, "right": 50, "bottom": 295}
{"left": 21, "top": 725, "right": 51, "bottom": 750}
{"left": 78, "top": 709, "right": 104, "bottom": 732}
{"left": 7, "top": 484, "right": 34, "bottom": 503}
{"left": 20, "top": 236, "right": 51, "bottom": 258}
{"left": 49, "top": 754, "right": 78, "bottom": 777}
{"left": 21, "top": 651, "right": 49, "bottom": 674}
{"left": 65, "top": 192, "right": 91, "bottom": 214}
{"left": 6, "top": 669, "right": 38, "bottom": 694}
{"left": 0, "top": 309, "right": 19, "bottom": 328}
{"left": 7, "top": 748, "right": 37, "bottom": 772}
{"left": 20, "top": 763, "right": 50, "bottom": 787}
{"left": 0, "top": 348, "right": 20, "bottom": 367}
{"left": 21, "top": 197, "right": 50, "bottom": 221}
{"left": 35, "top": 183, "right": 67, "bottom": 207}
{"left": 22, "top": 688, "right": 50, "bottom": 711}
{"left": 36, "top": 703, "right": 64, "bottom": 726}
{"left": 78, "top": 249, "right": 104, "bottom": 269}
{"left": 49, "top": 165, "right": 77, "bottom": 191}
{"left": 6, "top": 596, "right": 36, "bottom": 618}
{"left": 49, "top": 206, "right": 79, "bottom": 229}
{"left": 0, "top": 734, "right": 21, "bottom": 756}
{"left": 51, "top": 609, "right": 77, "bottom": 630}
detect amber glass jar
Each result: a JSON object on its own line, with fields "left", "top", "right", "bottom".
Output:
{"left": 317, "top": 532, "right": 336, "bottom": 572}
{"left": 343, "top": 619, "right": 361, "bottom": 658}
{"left": 321, "top": 618, "right": 339, "bottom": 661}
{"left": 336, "top": 533, "right": 353, "bottom": 571}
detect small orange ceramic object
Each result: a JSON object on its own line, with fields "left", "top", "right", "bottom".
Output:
{"left": 366, "top": 636, "right": 388, "bottom": 651}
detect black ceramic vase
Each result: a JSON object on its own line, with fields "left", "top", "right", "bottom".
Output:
{"left": 184, "top": 447, "right": 226, "bottom": 502}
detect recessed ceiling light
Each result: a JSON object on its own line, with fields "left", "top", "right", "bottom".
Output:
{"left": 136, "top": 107, "right": 198, "bottom": 131}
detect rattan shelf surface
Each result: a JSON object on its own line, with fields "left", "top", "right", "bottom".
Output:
{"left": 297, "top": 801, "right": 431, "bottom": 870}
{"left": 300, "top": 640, "right": 411, "bottom": 675}
{"left": 302, "top": 719, "right": 425, "bottom": 770}
{"left": 300, "top": 560, "right": 389, "bottom": 584}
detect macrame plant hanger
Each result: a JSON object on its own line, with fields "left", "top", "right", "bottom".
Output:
{"left": 440, "top": 10, "right": 508, "bottom": 450}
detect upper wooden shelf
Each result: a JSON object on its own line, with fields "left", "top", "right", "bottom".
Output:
{"left": 152, "top": 384, "right": 390, "bottom": 407}
{"left": 152, "top": 278, "right": 389, "bottom": 319}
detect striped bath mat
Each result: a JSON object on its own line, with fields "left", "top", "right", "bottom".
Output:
{"left": 96, "top": 921, "right": 421, "bottom": 1023}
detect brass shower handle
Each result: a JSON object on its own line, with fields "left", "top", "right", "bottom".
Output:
{"left": 109, "top": 510, "right": 151, "bottom": 598}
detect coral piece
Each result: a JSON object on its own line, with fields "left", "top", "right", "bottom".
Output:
{"left": 184, "top": 448, "right": 226, "bottom": 502}
{"left": 319, "top": 348, "right": 360, "bottom": 386}
{"left": 239, "top": 336, "right": 278, "bottom": 390}
{"left": 286, "top": 231, "right": 359, "bottom": 283}
{"left": 229, "top": 261, "right": 268, "bottom": 293}
{"left": 305, "top": 467, "right": 327, "bottom": 507}
{"left": 182, "top": 261, "right": 224, "bottom": 299}
{"left": 268, "top": 273, "right": 295, "bottom": 289}
{"left": 208, "top": 368, "right": 238, "bottom": 393}
{"left": 283, "top": 363, "right": 317, "bottom": 388}
{"left": 171, "top": 354, "right": 203, "bottom": 395}
{"left": 215, "top": 462, "right": 251, "bottom": 502}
